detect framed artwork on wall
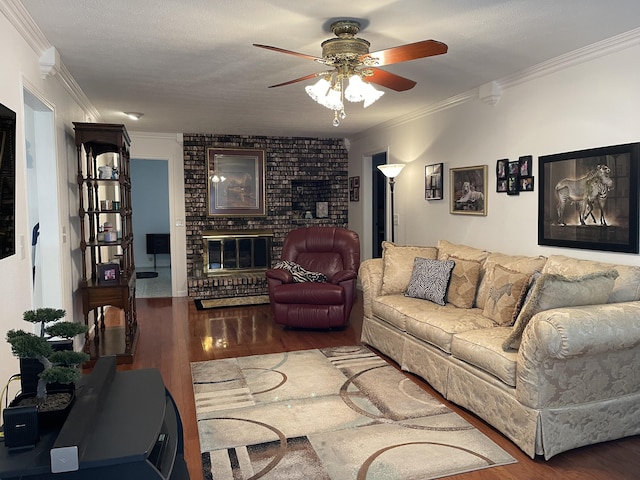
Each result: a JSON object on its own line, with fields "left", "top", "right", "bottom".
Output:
{"left": 450, "top": 165, "right": 488, "bottom": 215}
{"left": 207, "top": 148, "right": 266, "bottom": 216}
{"left": 538, "top": 142, "right": 640, "bottom": 253}
{"left": 349, "top": 176, "right": 360, "bottom": 202}
{"left": 425, "top": 163, "right": 443, "bottom": 200}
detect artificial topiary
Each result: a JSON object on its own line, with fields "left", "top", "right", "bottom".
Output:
{"left": 6, "top": 308, "right": 89, "bottom": 402}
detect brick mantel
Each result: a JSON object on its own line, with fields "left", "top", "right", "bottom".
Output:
{"left": 183, "top": 134, "right": 348, "bottom": 299}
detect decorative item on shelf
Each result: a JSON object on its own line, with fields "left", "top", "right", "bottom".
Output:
{"left": 425, "top": 163, "right": 443, "bottom": 200}
{"left": 98, "top": 165, "right": 112, "bottom": 179}
{"left": 316, "top": 201, "right": 329, "bottom": 218}
{"left": 377, "top": 163, "right": 405, "bottom": 241}
{"left": 112, "top": 200, "right": 120, "bottom": 211}
{"left": 97, "top": 262, "right": 120, "bottom": 284}
{"left": 304, "top": 210, "right": 313, "bottom": 219}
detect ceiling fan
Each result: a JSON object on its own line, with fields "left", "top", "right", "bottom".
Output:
{"left": 254, "top": 19, "right": 448, "bottom": 125}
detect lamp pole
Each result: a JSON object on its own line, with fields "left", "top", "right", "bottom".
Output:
{"left": 377, "top": 164, "right": 405, "bottom": 243}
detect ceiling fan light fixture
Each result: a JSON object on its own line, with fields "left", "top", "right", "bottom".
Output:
{"left": 362, "top": 82, "right": 384, "bottom": 108}
{"left": 344, "top": 74, "right": 366, "bottom": 102}
{"left": 305, "top": 77, "right": 331, "bottom": 102}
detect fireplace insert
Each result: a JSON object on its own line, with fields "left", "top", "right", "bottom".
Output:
{"left": 202, "top": 230, "right": 273, "bottom": 275}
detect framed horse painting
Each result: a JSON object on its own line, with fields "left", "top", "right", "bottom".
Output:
{"left": 538, "top": 142, "right": 640, "bottom": 253}
{"left": 207, "top": 148, "right": 266, "bottom": 216}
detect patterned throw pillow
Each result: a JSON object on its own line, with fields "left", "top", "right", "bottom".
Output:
{"left": 380, "top": 242, "right": 438, "bottom": 295}
{"left": 273, "top": 261, "right": 327, "bottom": 283}
{"left": 502, "top": 269, "right": 619, "bottom": 350}
{"left": 482, "top": 264, "right": 531, "bottom": 326}
{"left": 445, "top": 255, "right": 482, "bottom": 309}
{"left": 405, "top": 257, "right": 455, "bottom": 306}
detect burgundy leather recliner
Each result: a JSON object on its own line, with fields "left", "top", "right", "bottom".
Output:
{"left": 266, "top": 227, "right": 360, "bottom": 329}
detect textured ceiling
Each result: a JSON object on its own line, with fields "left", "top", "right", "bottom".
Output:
{"left": 19, "top": 0, "right": 640, "bottom": 137}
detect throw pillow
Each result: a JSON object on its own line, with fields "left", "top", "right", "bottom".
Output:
{"left": 445, "top": 255, "right": 482, "bottom": 309}
{"left": 436, "top": 239, "right": 489, "bottom": 263}
{"left": 273, "top": 260, "right": 327, "bottom": 283}
{"left": 380, "top": 241, "right": 438, "bottom": 295}
{"left": 502, "top": 269, "right": 619, "bottom": 350}
{"left": 405, "top": 257, "right": 455, "bottom": 306}
{"left": 481, "top": 264, "right": 531, "bottom": 326}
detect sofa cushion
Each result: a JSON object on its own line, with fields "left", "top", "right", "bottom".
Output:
{"left": 476, "top": 253, "right": 547, "bottom": 309}
{"left": 405, "top": 257, "right": 455, "bottom": 305}
{"left": 437, "top": 239, "right": 489, "bottom": 264}
{"left": 542, "top": 255, "right": 640, "bottom": 303}
{"left": 482, "top": 264, "right": 531, "bottom": 326}
{"left": 446, "top": 256, "right": 482, "bottom": 309}
{"left": 403, "top": 305, "right": 496, "bottom": 353}
{"left": 380, "top": 241, "right": 438, "bottom": 295}
{"left": 451, "top": 327, "right": 518, "bottom": 387}
{"left": 502, "top": 270, "right": 619, "bottom": 350}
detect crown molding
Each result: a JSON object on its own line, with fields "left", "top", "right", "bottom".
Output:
{"left": 2, "top": 0, "right": 101, "bottom": 121}
{"left": 353, "top": 27, "right": 640, "bottom": 141}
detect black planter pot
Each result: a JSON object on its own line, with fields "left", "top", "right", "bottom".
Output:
{"left": 19, "top": 339, "right": 73, "bottom": 395}
{"left": 9, "top": 387, "right": 75, "bottom": 429}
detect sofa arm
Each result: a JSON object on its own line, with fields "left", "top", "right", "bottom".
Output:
{"left": 330, "top": 269, "right": 357, "bottom": 284}
{"left": 523, "top": 302, "right": 640, "bottom": 359}
{"left": 266, "top": 268, "right": 293, "bottom": 284}
{"left": 516, "top": 301, "right": 640, "bottom": 409}
{"left": 359, "top": 259, "right": 384, "bottom": 319}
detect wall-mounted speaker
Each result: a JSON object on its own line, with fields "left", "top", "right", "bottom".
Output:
{"left": 3, "top": 405, "right": 39, "bottom": 451}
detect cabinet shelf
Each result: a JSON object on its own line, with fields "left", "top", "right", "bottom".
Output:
{"left": 75, "top": 122, "right": 137, "bottom": 365}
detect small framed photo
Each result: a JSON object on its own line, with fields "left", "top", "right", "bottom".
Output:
{"left": 520, "top": 176, "right": 535, "bottom": 191}
{"left": 496, "top": 159, "right": 508, "bottom": 180}
{"left": 496, "top": 178, "right": 507, "bottom": 193}
{"left": 97, "top": 262, "right": 120, "bottom": 285}
{"left": 507, "top": 174, "right": 520, "bottom": 195}
{"left": 519, "top": 155, "right": 533, "bottom": 177}
{"left": 425, "top": 163, "right": 443, "bottom": 200}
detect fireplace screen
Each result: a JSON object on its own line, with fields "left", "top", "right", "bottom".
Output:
{"left": 202, "top": 230, "right": 273, "bottom": 274}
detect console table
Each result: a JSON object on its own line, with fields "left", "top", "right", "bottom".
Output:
{"left": 0, "top": 357, "right": 189, "bottom": 479}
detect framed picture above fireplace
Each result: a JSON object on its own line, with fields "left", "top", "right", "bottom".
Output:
{"left": 207, "top": 148, "right": 266, "bottom": 216}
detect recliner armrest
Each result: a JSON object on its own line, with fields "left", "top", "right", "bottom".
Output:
{"left": 330, "top": 269, "right": 357, "bottom": 284}
{"left": 266, "top": 268, "right": 293, "bottom": 283}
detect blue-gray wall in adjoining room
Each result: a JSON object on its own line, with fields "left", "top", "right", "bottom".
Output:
{"left": 131, "top": 158, "right": 170, "bottom": 268}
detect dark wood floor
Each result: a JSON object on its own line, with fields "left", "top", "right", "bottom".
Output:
{"left": 114, "top": 295, "right": 639, "bottom": 480}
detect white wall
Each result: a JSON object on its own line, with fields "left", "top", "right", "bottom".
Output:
{"left": 348, "top": 39, "right": 640, "bottom": 268}
{"left": 0, "top": 9, "right": 88, "bottom": 390}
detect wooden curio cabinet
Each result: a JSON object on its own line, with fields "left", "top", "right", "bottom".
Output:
{"left": 74, "top": 122, "right": 137, "bottom": 364}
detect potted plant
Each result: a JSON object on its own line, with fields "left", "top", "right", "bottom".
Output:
{"left": 5, "top": 308, "right": 89, "bottom": 425}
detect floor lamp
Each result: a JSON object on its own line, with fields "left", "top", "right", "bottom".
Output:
{"left": 377, "top": 163, "right": 405, "bottom": 243}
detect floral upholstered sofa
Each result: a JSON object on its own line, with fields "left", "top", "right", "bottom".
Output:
{"left": 359, "top": 240, "right": 640, "bottom": 459}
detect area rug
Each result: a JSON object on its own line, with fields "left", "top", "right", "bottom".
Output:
{"left": 194, "top": 295, "right": 270, "bottom": 310}
{"left": 191, "top": 346, "right": 516, "bottom": 479}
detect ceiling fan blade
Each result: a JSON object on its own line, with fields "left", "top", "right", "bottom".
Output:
{"left": 366, "top": 68, "right": 416, "bottom": 92}
{"left": 365, "top": 40, "right": 448, "bottom": 66}
{"left": 253, "top": 44, "right": 321, "bottom": 62}
{"left": 267, "top": 72, "right": 324, "bottom": 88}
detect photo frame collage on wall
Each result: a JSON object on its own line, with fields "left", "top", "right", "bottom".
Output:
{"left": 349, "top": 176, "right": 359, "bottom": 202}
{"left": 496, "top": 155, "right": 534, "bottom": 195}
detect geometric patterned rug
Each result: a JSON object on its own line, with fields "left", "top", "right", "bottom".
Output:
{"left": 191, "top": 346, "right": 516, "bottom": 479}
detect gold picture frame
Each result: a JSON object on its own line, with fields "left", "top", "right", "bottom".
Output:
{"left": 450, "top": 165, "right": 488, "bottom": 216}
{"left": 207, "top": 148, "right": 266, "bottom": 216}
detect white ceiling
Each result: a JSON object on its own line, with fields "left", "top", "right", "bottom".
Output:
{"left": 19, "top": 0, "right": 640, "bottom": 138}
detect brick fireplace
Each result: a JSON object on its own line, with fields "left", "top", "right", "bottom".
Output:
{"left": 184, "top": 134, "right": 349, "bottom": 300}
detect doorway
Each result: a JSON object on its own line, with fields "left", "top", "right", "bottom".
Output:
{"left": 130, "top": 158, "right": 172, "bottom": 297}
{"left": 23, "top": 89, "right": 62, "bottom": 308}
{"left": 371, "top": 152, "right": 387, "bottom": 258}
